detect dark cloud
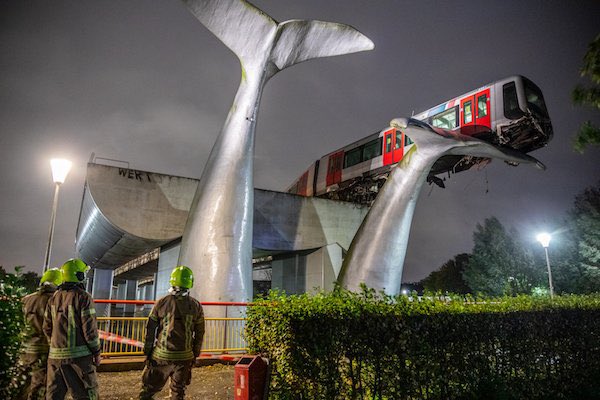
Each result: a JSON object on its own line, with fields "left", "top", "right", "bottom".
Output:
{"left": 1, "top": 0, "right": 598, "bottom": 282}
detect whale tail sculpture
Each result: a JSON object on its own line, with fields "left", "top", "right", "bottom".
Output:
{"left": 178, "top": 0, "right": 373, "bottom": 313}
{"left": 183, "top": 0, "right": 374, "bottom": 75}
{"left": 338, "top": 118, "right": 546, "bottom": 295}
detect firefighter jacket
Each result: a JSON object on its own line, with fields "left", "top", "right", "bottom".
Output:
{"left": 21, "top": 284, "right": 56, "bottom": 355}
{"left": 42, "top": 282, "right": 101, "bottom": 361}
{"left": 143, "top": 292, "right": 205, "bottom": 362}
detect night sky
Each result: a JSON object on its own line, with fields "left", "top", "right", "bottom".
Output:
{"left": 1, "top": 1, "right": 598, "bottom": 282}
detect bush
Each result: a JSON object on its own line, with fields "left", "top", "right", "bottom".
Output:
{"left": 246, "top": 288, "right": 600, "bottom": 399}
{"left": 0, "top": 267, "right": 31, "bottom": 398}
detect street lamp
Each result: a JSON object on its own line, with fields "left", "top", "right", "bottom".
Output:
{"left": 536, "top": 232, "right": 554, "bottom": 298}
{"left": 43, "top": 158, "right": 72, "bottom": 272}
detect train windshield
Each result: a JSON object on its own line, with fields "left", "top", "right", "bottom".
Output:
{"left": 524, "top": 79, "right": 549, "bottom": 118}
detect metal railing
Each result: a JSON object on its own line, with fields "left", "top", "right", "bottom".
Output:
{"left": 95, "top": 300, "right": 248, "bottom": 357}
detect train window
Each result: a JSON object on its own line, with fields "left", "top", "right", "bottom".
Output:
{"left": 524, "top": 79, "right": 549, "bottom": 117}
{"left": 362, "top": 138, "right": 381, "bottom": 161}
{"left": 464, "top": 100, "right": 473, "bottom": 124}
{"left": 395, "top": 130, "right": 402, "bottom": 149}
{"left": 344, "top": 147, "right": 362, "bottom": 168}
{"left": 503, "top": 82, "right": 524, "bottom": 119}
{"left": 477, "top": 94, "right": 488, "bottom": 117}
{"left": 431, "top": 107, "right": 458, "bottom": 129}
{"left": 385, "top": 135, "right": 392, "bottom": 153}
{"left": 405, "top": 135, "right": 413, "bottom": 146}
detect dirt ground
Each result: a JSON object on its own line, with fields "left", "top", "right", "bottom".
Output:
{"left": 91, "top": 364, "right": 235, "bottom": 399}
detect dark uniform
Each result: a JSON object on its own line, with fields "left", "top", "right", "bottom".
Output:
{"left": 16, "top": 284, "right": 57, "bottom": 400}
{"left": 140, "top": 292, "right": 205, "bottom": 400}
{"left": 43, "top": 282, "right": 101, "bottom": 400}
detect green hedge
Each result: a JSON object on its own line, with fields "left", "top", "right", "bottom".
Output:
{"left": 246, "top": 289, "right": 600, "bottom": 399}
{"left": 0, "top": 268, "right": 28, "bottom": 398}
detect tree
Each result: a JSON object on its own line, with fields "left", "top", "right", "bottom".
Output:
{"left": 462, "top": 217, "right": 543, "bottom": 296}
{"left": 420, "top": 253, "right": 472, "bottom": 294}
{"left": 572, "top": 34, "right": 600, "bottom": 153}
{"left": 570, "top": 182, "right": 600, "bottom": 291}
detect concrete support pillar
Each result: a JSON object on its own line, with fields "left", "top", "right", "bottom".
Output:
{"left": 124, "top": 279, "right": 137, "bottom": 316}
{"left": 115, "top": 284, "right": 126, "bottom": 312}
{"left": 91, "top": 268, "right": 113, "bottom": 317}
{"left": 305, "top": 243, "right": 343, "bottom": 294}
{"left": 156, "top": 244, "right": 180, "bottom": 299}
{"left": 271, "top": 253, "right": 306, "bottom": 295}
{"left": 271, "top": 244, "right": 344, "bottom": 295}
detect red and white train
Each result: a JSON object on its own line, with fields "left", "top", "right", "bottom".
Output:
{"left": 287, "top": 75, "right": 552, "bottom": 204}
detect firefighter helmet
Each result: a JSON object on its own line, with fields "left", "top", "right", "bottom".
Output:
{"left": 40, "top": 268, "right": 63, "bottom": 286}
{"left": 61, "top": 258, "right": 90, "bottom": 283}
{"left": 169, "top": 266, "right": 194, "bottom": 289}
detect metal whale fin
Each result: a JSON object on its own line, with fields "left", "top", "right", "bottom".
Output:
{"left": 390, "top": 118, "right": 546, "bottom": 171}
{"left": 271, "top": 20, "right": 374, "bottom": 71}
{"left": 182, "top": 0, "right": 278, "bottom": 61}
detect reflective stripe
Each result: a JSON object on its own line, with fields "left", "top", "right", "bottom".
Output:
{"left": 185, "top": 314, "right": 193, "bottom": 351}
{"left": 88, "top": 388, "right": 98, "bottom": 400}
{"left": 160, "top": 313, "right": 170, "bottom": 349}
{"left": 23, "top": 343, "right": 49, "bottom": 354}
{"left": 68, "top": 305, "right": 76, "bottom": 349}
{"left": 152, "top": 348, "right": 194, "bottom": 361}
{"left": 49, "top": 344, "right": 92, "bottom": 359}
{"left": 87, "top": 336, "right": 100, "bottom": 351}
{"left": 82, "top": 307, "right": 96, "bottom": 316}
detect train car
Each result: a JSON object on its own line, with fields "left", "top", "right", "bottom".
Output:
{"left": 287, "top": 75, "right": 552, "bottom": 204}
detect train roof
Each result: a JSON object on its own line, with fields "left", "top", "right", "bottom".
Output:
{"left": 412, "top": 75, "right": 528, "bottom": 120}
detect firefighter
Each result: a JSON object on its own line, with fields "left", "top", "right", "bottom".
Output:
{"left": 139, "top": 265, "right": 205, "bottom": 400}
{"left": 15, "top": 268, "right": 63, "bottom": 400}
{"left": 43, "top": 259, "right": 101, "bottom": 400}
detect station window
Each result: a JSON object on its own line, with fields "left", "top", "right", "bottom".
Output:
{"left": 344, "top": 147, "right": 362, "bottom": 168}
{"left": 503, "top": 82, "right": 523, "bottom": 119}
{"left": 431, "top": 107, "right": 458, "bottom": 129}
{"left": 463, "top": 100, "right": 473, "bottom": 124}
{"left": 477, "top": 94, "right": 488, "bottom": 117}
{"left": 362, "top": 138, "right": 382, "bottom": 161}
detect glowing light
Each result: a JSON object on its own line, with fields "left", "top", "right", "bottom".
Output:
{"left": 536, "top": 232, "right": 551, "bottom": 248}
{"left": 50, "top": 158, "right": 72, "bottom": 184}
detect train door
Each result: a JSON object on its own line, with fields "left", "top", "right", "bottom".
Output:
{"left": 393, "top": 128, "right": 404, "bottom": 163}
{"left": 326, "top": 151, "right": 343, "bottom": 186}
{"left": 383, "top": 129, "right": 394, "bottom": 166}
{"left": 460, "top": 95, "right": 476, "bottom": 132}
{"left": 475, "top": 88, "right": 491, "bottom": 128}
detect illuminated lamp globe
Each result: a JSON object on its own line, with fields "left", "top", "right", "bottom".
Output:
{"left": 536, "top": 232, "right": 551, "bottom": 248}
{"left": 50, "top": 159, "right": 72, "bottom": 184}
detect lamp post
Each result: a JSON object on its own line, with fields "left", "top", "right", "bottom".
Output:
{"left": 536, "top": 232, "right": 554, "bottom": 298}
{"left": 43, "top": 158, "right": 72, "bottom": 272}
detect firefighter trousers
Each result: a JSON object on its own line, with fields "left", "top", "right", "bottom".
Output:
{"left": 46, "top": 356, "right": 98, "bottom": 400}
{"left": 14, "top": 353, "right": 48, "bottom": 400}
{"left": 139, "top": 359, "right": 194, "bottom": 400}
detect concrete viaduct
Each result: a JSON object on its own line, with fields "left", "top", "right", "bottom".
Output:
{"left": 76, "top": 162, "right": 368, "bottom": 315}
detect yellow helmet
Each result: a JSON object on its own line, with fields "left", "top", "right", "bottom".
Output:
{"left": 40, "top": 268, "right": 63, "bottom": 286}
{"left": 169, "top": 266, "right": 194, "bottom": 289}
{"left": 61, "top": 258, "right": 90, "bottom": 283}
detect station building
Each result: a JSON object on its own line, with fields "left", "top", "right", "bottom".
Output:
{"left": 76, "top": 160, "right": 369, "bottom": 315}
